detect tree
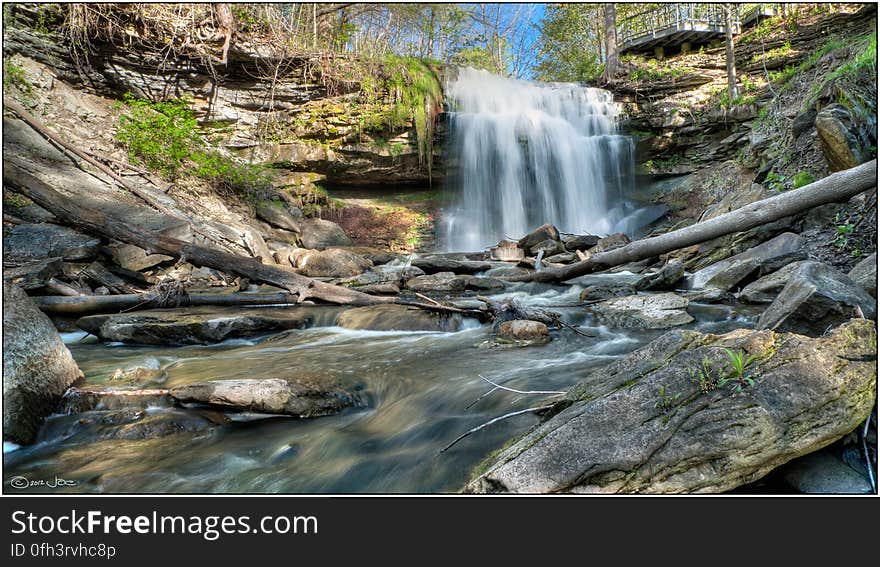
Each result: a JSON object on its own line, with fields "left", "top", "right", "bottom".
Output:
{"left": 533, "top": 4, "right": 604, "bottom": 82}
{"left": 724, "top": 3, "right": 738, "bottom": 102}
{"left": 603, "top": 3, "right": 618, "bottom": 80}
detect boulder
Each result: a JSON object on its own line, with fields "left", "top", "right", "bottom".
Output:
{"left": 756, "top": 261, "right": 876, "bottom": 336}
{"left": 255, "top": 200, "right": 303, "bottom": 233}
{"left": 465, "top": 319, "right": 877, "bottom": 493}
{"left": 77, "top": 307, "right": 319, "bottom": 345}
{"left": 170, "top": 377, "right": 361, "bottom": 418}
{"left": 635, "top": 259, "right": 685, "bottom": 291}
{"left": 298, "top": 218, "right": 353, "bottom": 249}
{"left": 411, "top": 257, "right": 491, "bottom": 275}
{"left": 589, "top": 233, "right": 631, "bottom": 254}
{"left": 562, "top": 233, "right": 601, "bottom": 251}
{"left": 3, "top": 222, "right": 100, "bottom": 264}
{"left": 104, "top": 242, "right": 172, "bottom": 272}
{"left": 518, "top": 224, "right": 560, "bottom": 250}
{"left": 335, "top": 304, "right": 460, "bottom": 332}
{"left": 405, "top": 272, "right": 468, "bottom": 293}
{"left": 60, "top": 387, "right": 173, "bottom": 414}
{"left": 3, "top": 282, "right": 83, "bottom": 444}
{"left": 590, "top": 293, "right": 694, "bottom": 329}
{"left": 815, "top": 103, "right": 867, "bottom": 172}
{"left": 465, "top": 276, "right": 505, "bottom": 291}
{"left": 497, "top": 320, "right": 550, "bottom": 344}
{"left": 579, "top": 283, "right": 637, "bottom": 302}
{"left": 490, "top": 240, "right": 525, "bottom": 262}
{"left": 297, "top": 248, "right": 373, "bottom": 278}
{"left": 2, "top": 258, "right": 62, "bottom": 290}
{"left": 780, "top": 449, "right": 873, "bottom": 494}
{"left": 738, "top": 261, "right": 806, "bottom": 304}
{"left": 484, "top": 266, "right": 532, "bottom": 280}
{"left": 848, "top": 252, "right": 877, "bottom": 297}
{"left": 791, "top": 108, "right": 817, "bottom": 139}
{"left": 690, "top": 232, "right": 805, "bottom": 290}
{"left": 545, "top": 252, "right": 576, "bottom": 264}
{"left": 530, "top": 238, "right": 565, "bottom": 256}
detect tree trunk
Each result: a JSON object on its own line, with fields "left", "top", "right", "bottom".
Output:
{"left": 213, "top": 3, "right": 235, "bottom": 65}
{"left": 603, "top": 4, "right": 618, "bottom": 80}
{"left": 724, "top": 3, "right": 738, "bottom": 102}
{"left": 525, "top": 160, "right": 877, "bottom": 283}
{"left": 31, "top": 292, "right": 302, "bottom": 316}
{"left": 4, "top": 162, "right": 390, "bottom": 307}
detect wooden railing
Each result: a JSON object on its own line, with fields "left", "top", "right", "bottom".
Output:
{"left": 618, "top": 3, "right": 744, "bottom": 49}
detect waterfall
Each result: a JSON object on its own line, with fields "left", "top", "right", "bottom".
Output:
{"left": 441, "top": 67, "right": 636, "bottom": 252}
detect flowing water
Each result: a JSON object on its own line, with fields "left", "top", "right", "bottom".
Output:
{"left": 4, "top": 279, "right": 762, "bottom": 493}
{"left": 442, "top": 67, "right": 637, "bottom": 252}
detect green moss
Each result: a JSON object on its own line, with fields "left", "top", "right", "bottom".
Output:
{"left": 116, "top": 94, "right": 273, "bottom": 199}
{"left": 803, "top": 34, "right": 876, "bottom": 109}
{"left": 3, "top": 61, "right": 32, "bottom": 94}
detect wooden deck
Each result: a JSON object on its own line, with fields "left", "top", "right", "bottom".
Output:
{"left": 619, "top": 3, "right": 778, "bottom": 55}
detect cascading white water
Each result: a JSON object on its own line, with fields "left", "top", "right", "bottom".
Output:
{"left": 442, "top": 67, "right": 636, "bottom": 252}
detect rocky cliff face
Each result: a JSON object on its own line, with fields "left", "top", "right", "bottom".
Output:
{"left": 2, "top": 5, "right": 445, "bottom": 188}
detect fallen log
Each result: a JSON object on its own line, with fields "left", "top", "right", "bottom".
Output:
{"left": 31, "top": 291, "right": 302, "bottom": 315}
{"left": 4, "top": 162, "right": 389, "bottom": 307}
{"left": 526, "top": 160, "right": 877, "bottom": 283}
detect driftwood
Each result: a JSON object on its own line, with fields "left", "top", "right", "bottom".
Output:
{"left": 31, "top": 291, "right": 303, "bottom": 315}
{"left": 524, "top": 160, "right": 877, "bottom": 283}
{"left": 4, "top": 162, "right": 389, "bottom": 307}
{"left": 6, "top": 104, "right": 247, "bottom": 256}
{"left": 476, "top": 295, "right": 592, "bottom": 336}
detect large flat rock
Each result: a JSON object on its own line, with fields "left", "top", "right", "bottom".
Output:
{"left": 170, "top": 377, "right": 361, "bottom": 418}
{"left": 465, "top": 319, "right": 876, "bottom": 494}
{"left": 77, "top": 306, "right": 323, "bottom": 345}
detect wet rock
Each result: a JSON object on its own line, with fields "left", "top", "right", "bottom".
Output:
{"left": 3, "top": 282, "right": 83, "bottom": 444}
{"left": 690, "top": 232, "right": 805, "bottom": 290}
{"left": 530, "top": 238, "right": 565, "bottom": 256}
{"left": 465, "top": 319, "right": 877, "bottom": 493}
{"left": 77, "top": 307, "right": 318, "bottom": 345}
{"left": 298, "top": 218, "right": 353, "bottom": 249}
{"left": 635, "top": 259, "right": 685, "bottom": 291}
{"left": 756, "top": 261, "right": 876, "bottom": 336}
{"left": 465, "top": 276, "right": 505, "bottom": 291}
{"left": 255, "top": 200, "right": 303, "bottom": 233}
{"left": 589, "top": 233, "right": 631, "bottom": 254}
{"left": 579, "top": 283, "right": 637, "bottom": 302}
{"left": 562, "top": 233, "right": 601, "bottom": 251}
{"left": 3, "top": 222, "right": 100, "bottom": 264}
{"left": 545, "top": 252, "right": 576, "bottom": 264}
{"left": 518, "top": 224, "right": 560, "bottom": 250}
{"left": 780, "top": 449, "right": 873, "bottom": 494}
{"left": 411, "top": 257, "right": 491, "bottom": 275}
{"left": 170, "top": 377, "right": 361, "bottom": 418}
{"left": 351, "top": 283, "right": 400, "bottom": 295}
{"left": 405, "top": 271, "right": 468, "bottom": 293}
{"left": 40, "top": 407, "right": 219, "bottom": 442}
{"left": 497, "top": 320, "right": 550, "bottom": 344}
{"left": 104, "top": 242, "right": 172, "bottom": 272}
{"left": 815, "top": 103, "right": 867, "bottom": 171}
{"left": 60, "top": 387, "right": 172, "bottom": 414}
{"left": 336, "top": 304, "right": 460, "bottom": 332}
{"left": 738, "top": 261, "right": 806, "bottom": 304}
{"left": 297, "top": 248, "right": 373, "bottom": 278}
{"left": 681, "top": 288, "right": 735, "bottom": 304}
{"left": 490, "top": 240, "right": 525, "bottom": 262}
{"left": 336, "top": 265, "right": 423, "bottom": 287}
{"left": 848, "top": 252, "right": 877, "bottom": 297}
{"left": 590, "top": 292, "right": 694, "bottom": 329}
{"left": 484, "top": 266, "right": 532, "bottom": 280}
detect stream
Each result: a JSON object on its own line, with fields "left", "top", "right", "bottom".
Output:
{"left": 4, "top": 275, "right": 763, "bottom": 493}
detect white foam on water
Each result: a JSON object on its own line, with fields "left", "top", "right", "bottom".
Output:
{"left": 3, "top": 441, "right": 21, "bottom": 454}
